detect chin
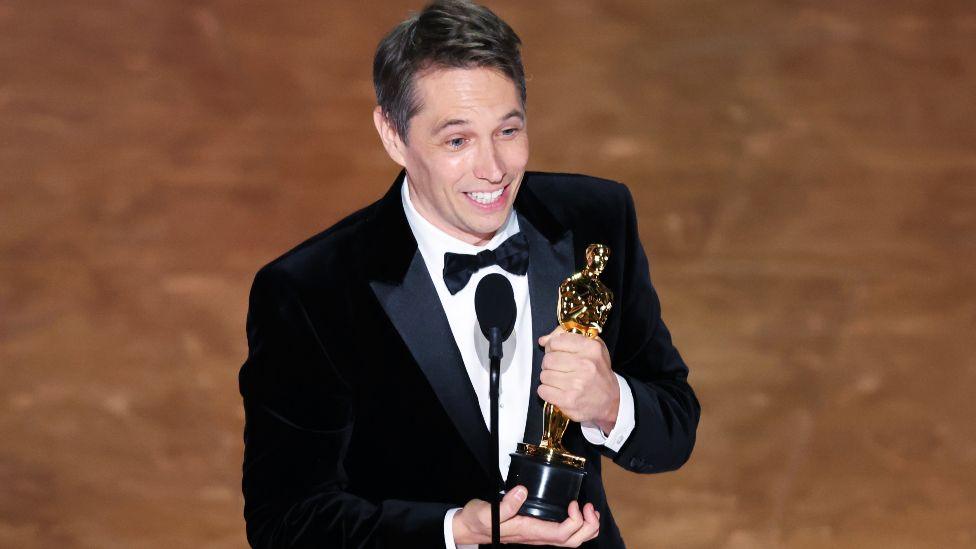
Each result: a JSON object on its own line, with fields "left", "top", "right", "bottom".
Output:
{"left": 467, "top": 220, "right": 504, "bottom": 238}
{"left": 459, "top": 214, "right": 506, "bottom": 239}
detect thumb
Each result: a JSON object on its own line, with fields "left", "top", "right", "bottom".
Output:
{"left": 538, "top": 325, "right": 562, "bottom": 347}
{"left": 499, "top": 486, "right": 527, "bottom": 520}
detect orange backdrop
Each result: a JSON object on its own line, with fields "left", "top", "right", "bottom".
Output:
{"left": 1, "top": 1, "right": 974, "bottom": 547}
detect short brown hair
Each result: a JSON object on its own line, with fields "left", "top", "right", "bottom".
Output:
{"left": 373, "top": 0, "right": 526, "bottom": 141}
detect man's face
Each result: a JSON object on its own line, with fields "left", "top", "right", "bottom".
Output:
{"left": 375, "top": 67, "right": 529, "bottom": 245}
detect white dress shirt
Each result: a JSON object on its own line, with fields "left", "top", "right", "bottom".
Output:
{"left": 399, "top": 178, "right": 635, "bottom": 549}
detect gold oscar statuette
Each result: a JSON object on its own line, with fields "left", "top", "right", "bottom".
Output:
{"left": 505, "top": 243, "right": 613, "bottom": 521}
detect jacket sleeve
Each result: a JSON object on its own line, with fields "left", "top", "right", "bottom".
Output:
{"left": 239, "top": 267, "right": 453, "bottom": 548}
{"left": 602, "top": 185, "right": 701, "bottom": 473}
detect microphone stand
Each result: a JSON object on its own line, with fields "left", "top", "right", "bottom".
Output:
{"left": 488, "top": 326, "right": 502, "bottom": 549}
{"left": 475, "top": 273, "right": 515, "bottom": 549}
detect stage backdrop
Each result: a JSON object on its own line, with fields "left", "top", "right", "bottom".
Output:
{"left": 1, "top": 1, "right": 974, "bottom": 547}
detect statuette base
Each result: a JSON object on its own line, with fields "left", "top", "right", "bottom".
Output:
{"left": 506, "top": 443, "right": 587, "bottom": 522}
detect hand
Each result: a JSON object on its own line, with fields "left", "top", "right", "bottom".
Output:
{"left": 453, "top": 486, "right": 601, "bottom": 546}
{"left": 538, "top": 327, "right": 620, "bottom": 434}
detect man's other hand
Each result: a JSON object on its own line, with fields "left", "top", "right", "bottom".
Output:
{"left": 537, "top": 327, "right": 620, "bottom": 434}
{"left": 452, "top": 486, "right": 600, "bottom": 546}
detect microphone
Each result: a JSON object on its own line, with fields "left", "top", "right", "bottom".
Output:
{"left": 474, "top": 273, "right": 516, "bottom": 549}
{"left": 475, "top": 273, "right": 517, "bottom": 358}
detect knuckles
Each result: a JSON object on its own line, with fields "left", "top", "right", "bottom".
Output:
{"left": 582, "top": 338, "right": 600, "bottom": 354}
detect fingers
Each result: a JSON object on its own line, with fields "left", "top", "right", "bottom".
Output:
{"left": 539, "top": 328, "right": 609, "bottom": 368}
{"left": 499, "top": 486, "right": 527, "bottom": 521}
{"left": 499, "top": 501, "right": 601, "bottom": 547}
{"left": 591, "top": 504, "right": 601, "bottom": 524}
{"left": 566, "top": 499, "right": 582, "bottom": 522}
{"left": 454, "top": 498, "right": 491, "bottom": 545}
{"left": 563, "top": 502, "right": 601, "bottom": 546}
{"left": 537, "top": 325, "right": 563, "bottom": 347}
{"left": 542, "top": 351, "right": 581, "bottom": 372}
{"left": 536, "top": 384, "right": 566, "bottom": 409}
{"left": 503, "top": 502, "right": 583, "bottom": 545}
{"left": 538, "top": 361, "right": 594, "bottom": 419}
{"left": 540, "top": 368, "right": 581, "bottom": 391}
{"left": 541, "top": 350, "right": 596, "bottom": 375}
{"left": 539, "top": 328, "right": 582, "bottom": 352}
{"left": 539, "top": 328, "right": 601, "bottom": 354}
{"left": 536, "top": 383, "right": 588, "bottom": 422}
{"left": 550, "top": 501, "right": 588, "bottom": 546}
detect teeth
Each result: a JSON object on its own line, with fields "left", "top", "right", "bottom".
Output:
{"left": 466, "top": 188, "right": 504, "bottom": 205}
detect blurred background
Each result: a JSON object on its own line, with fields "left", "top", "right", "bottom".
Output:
{"left": 1, "top": 0, "right": 974, "bottom": 547}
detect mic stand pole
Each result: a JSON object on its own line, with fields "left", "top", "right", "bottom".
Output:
{"left": 488, "top": 326, "right": 502, "bottom": 549}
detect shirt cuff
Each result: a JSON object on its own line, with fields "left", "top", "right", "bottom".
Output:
{"left": 580, "top": 373, "right": 635, "bottom": 452}
{"left": 444, "top": 507, "right": 477, "bottom": 549}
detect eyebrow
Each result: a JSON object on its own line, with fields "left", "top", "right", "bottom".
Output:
{"left": 431, "top": 109, "right": 525, "bottom": 136}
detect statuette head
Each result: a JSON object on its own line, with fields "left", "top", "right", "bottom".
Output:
{"left": 585, "top": 244, "right": 610, "bottom": 276}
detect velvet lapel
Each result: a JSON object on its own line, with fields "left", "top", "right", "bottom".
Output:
{"left": 365, "top": 171, "right": 494, "bottom": 479}
{"left": 513, "top": 176, "right": 575, "bottom": 446}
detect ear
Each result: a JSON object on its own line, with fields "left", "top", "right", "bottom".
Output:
{"left": 373, "top": 106, "right": 407, "bottom": 167}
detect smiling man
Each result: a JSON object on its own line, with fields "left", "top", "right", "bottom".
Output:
{"left": 239, "top": 2, "right": 700, "bottom": 548}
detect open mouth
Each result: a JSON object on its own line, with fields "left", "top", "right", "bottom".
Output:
{"left": 464, "top": 185, "right": 507, "bottom": 207}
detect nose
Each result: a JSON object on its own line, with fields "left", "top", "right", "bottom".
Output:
{"left": 472, "top": 140, "right": 505, "bottom": 184}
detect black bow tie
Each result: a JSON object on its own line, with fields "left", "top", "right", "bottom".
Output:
{"left": 442, "top": 232, "right": 529, "bottom": 295}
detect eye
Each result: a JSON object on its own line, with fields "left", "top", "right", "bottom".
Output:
{"left": 447, "top": 137, "right": 467, "bottom": 150}
{"left": 500, "top": 128, "right": 519, "bottom": 137}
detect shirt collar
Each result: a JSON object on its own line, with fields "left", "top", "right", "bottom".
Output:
{"left": 401, "top": 174, "right": 520, "bottom": 276}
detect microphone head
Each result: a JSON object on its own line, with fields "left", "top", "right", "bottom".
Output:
{"left": 474, "top": 273, "right": 517, "bottom": 341}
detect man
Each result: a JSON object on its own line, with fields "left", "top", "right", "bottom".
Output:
{"left": 239, "top": 1, "right": 700, "bottom": 547}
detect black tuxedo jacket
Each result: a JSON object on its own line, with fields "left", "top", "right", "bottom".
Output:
{"left": 239, "top": 171, "right": 700, "bottom": 548}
